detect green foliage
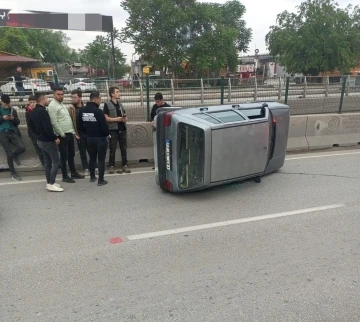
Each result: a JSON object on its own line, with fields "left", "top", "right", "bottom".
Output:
{"left": 0, "top": 27, "right": 127, "bottom": 78}
{"left": 121, "top": 0, "right": 252, "bottom": 76}
{"left": 79, "top": 31, "right": 126, "bottom": 78}
{"left": 266, "top": 0, "right": 360, "bottom": 75}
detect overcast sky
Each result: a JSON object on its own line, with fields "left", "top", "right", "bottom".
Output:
{"left": 2, "top": 0, "right": 357, "bottom": 63}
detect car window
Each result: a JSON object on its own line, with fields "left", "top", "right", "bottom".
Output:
{"left": 5, "top": 77, "right": 13, "bottom": 82}
{"left": 208, "top": 110, "right": 246, "bottom": 123}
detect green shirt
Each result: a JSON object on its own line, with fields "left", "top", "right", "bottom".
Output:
{"left": 0, "top": 106, "right": 13, "bottom": 132}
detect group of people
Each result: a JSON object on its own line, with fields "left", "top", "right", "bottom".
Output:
{"left": 0, "top": 83, "right": 172, "bottom": 192}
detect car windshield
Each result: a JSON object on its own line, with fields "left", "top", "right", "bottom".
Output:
{"left": 178, "top": 123, "right": 205, "bottom": 189}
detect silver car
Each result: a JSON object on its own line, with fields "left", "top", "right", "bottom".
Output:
{"left": 153, "top": 102, "right": 290, "bottom": 193}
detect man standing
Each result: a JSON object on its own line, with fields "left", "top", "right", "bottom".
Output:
{"left": 103, "top": 86, "right": 131, "bottom": 174}
{"left": 47, "top": 87, "right": 84, "bottom": 183}
{"left": 14, "top": 66, "right": 25, "bottom": 103}
{"left": 25, "top": 95, "right": 45, "bottom": 167}
{"left": 78, "top": 91, "right": 109, "bottom": 186}
{"left": 27, "top": 92, "right": 63, "bottom": 192}
{"left": 0, "top": 94, "right": 25, "bottom": 181}
{"left": 150, "top": 92, "right": 171, "bottom": 124}
{"left": 69, "top": 89, "right": 90, "bottom": 176}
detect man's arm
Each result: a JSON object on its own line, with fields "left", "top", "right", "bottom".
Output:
{"left": 40, "top": 109, "right": 58, "bottom": 141}
{"left": 150, "top": 104, "right": 157, "bottom": 121}
{"left": 77, "top": 111, "right": 85, "bottom": 134}
{"left": 47, "top": 102, "right": 65, "bottom": 137}
{"left": 97, "top": 109, "right": 110, "bottom": 136}
{"left": 103, "top": 103, "right": 121, "bottom": 123}
{"left": 11, "top": 109, "right": 20, "bottom": 127}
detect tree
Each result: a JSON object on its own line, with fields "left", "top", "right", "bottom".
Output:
{"left": 121, "top": 0, "right": 194, "bottom": 77}
{"left": 121, "top": 0, "right": 251, "bottom": 77}
{"left": 266, "top": 0, "right": 360, "bottom": 76}
{"left": 0, "top": 28, "right": 79, "bottom": 63}
{"left": 80, "top": 35, "right": 126, "bottom": 78}
{"left": 188, "top": 1, "right": 251, "bottom": 76}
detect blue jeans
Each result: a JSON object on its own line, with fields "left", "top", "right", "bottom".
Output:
{"left": 37, "top": 140, "right": 60, "bottom": 184}
{"left": 16, "top": 86, "right": 25, "bottom": 100}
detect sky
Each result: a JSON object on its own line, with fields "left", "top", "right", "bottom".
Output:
{"left": 2, "top": 0, "right": 357, "bottom": 64}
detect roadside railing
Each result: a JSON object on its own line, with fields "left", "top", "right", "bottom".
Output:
{"left": 1, "top": 75, "right": 360, "bottom": 124}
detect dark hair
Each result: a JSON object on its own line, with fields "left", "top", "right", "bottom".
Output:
{"left": 71, "top": 89, "right": 82, "bottom": 97}
{"left": 35, "top": 92, "right": 46, "bottom": 103}
{"left": 1, "top": 94, "right": 10, "bottom": 104}
{"left": 53, "top": 86, "right": 63, "bottom": 92}
{"left": 109, "top": 86, "right": 119, "bottom": 98}
{"left": 28, "top": 95, "right": 36, "bottom": 101}
{"left": 89, "top": 91, "right": 101, "bottom": 101}
{"left": 154, "top": 92, "right": 163, "bottom": 100}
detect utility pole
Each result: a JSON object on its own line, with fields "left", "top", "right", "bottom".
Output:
{"left": 111, "top": 31, "right": 116, "bottom": 79}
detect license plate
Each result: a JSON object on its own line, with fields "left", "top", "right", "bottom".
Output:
{"left": 165, "top": 139, "right": 171, "bottom": 170}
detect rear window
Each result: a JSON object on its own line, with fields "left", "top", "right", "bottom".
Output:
{"left": 178, "top": 123, "right": 205, "bottom": 189}
{"left": 194, "top": 110, "right": 245, "bottom": 123}
{"left": 240, "top": 108, "right": 265, "bottom": 119}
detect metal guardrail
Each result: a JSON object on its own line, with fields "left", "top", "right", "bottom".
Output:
{"left": 1, "top": 76, "right": 360, "bottom": 123}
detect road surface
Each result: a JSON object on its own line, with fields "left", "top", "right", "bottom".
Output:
{"left": 1, "top": 148, "right": 360, "bottom": 321}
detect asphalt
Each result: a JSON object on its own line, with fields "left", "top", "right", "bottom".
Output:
{"left": 1, "top": 148, "right": 360, "bottom": 322}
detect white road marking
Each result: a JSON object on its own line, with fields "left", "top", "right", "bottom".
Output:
{"left": 126, "top": 204, "right": 345, "bottom": 241}
{"left": 0, "top": 149, "right": 359, "bottom": 186}
{"left": 285, "top": 151, "right": 360, "bottom": 160}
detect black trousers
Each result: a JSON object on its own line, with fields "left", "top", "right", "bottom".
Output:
{"left": 87, "top": 137, "right": 108, "bottom": 181}
{"left": 108, "top": 130, "right": 127, "bottom": 167}
{"left": 0, "top": 131, "right": 25, "bottom": 174}
{"left": 58, "top": 133, "right": 76, "bottom": 178}
{"left": 76, "top": 136, "right": 89, "bottom": 170}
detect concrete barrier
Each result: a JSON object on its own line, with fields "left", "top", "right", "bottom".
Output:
{"left": 0, "top": 123, "right": 154, "bottom": 172}
{"left": 2, "top": 114, "right": 360, "bottom": 173}
{"left": 306, "top": 113, "right": 360, "bottom": 149}
{"left": 286, "top": 115, "right": 309, "bottom": 151}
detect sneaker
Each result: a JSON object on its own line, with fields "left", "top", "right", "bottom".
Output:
{"left": 11, "top": 173, "right": 22, "bottom": 181}
{"left": 71, "top": 172, "right": 85, "bottom": 179}
{"left": 123, "top": 165, "right": 131, "bottom": 173}
{"left": 90, "top": 177, "right": 97, "bottom": 183}
{"left": 97, "top": 180, "right": 108, "bottom": 186}
{"left": 55, "top": 183, "right": 61, "bottom": 188}
{"left": 109, "top": 166, "right": 115, "bottom": 174}
{"left": 84, "top": 169, "right": 89, "bottom": 176}
{"left": 116, "top": 169, "right": 123, "bottom": 174}
{"left": 47, "top": 184, "right": 64, "bottom": 192}
{"left": 13, "top": 156, "right": 21, "bottom": 166}
{"left": 62, "top": 177, "right": 75, "bottom": 183}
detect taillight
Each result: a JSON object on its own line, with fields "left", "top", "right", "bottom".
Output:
{"left": 165, "top": 180, "right": 173, "bottom": 191}
{"left": 164, "top": 112, "right": 174, "bottom": 127}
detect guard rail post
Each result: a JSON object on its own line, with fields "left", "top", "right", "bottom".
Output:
{"left": 220, "top": 76, "right": 225, "bottom": 105}
{"left": 146, "top": 75, "right": 150, "bottom": 121}
{"left": 284, "top": 77, "right": 290, "bottom": 105}
{"left": 338, "top": 76, "right": 346, "bottom": 114}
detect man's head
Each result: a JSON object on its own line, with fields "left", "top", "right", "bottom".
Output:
{"left": 154, "top": 92, "right": 164, "bottom": 106}
{"left": 35, "top": 92, "right": 49, "bottom": 107}
{"left": 53, "top": 87, "right": 64, "bottom": 102}
{"left": 16, "top": 66, "right": 22, "bottom": 73}
{"left": 1, "top": 94, "right": 11, "bottom": 108}
{"left": 71, "top": 89, "right": 83, "bottom": 107}
{"left": 109, "top": 86, "right": 120, "bottom": 100}
{"left": 89, "top": 91, "right": 101, "bottom": 105}
{"left": 28, "top": 95, "right": 36, "bottom": 109}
